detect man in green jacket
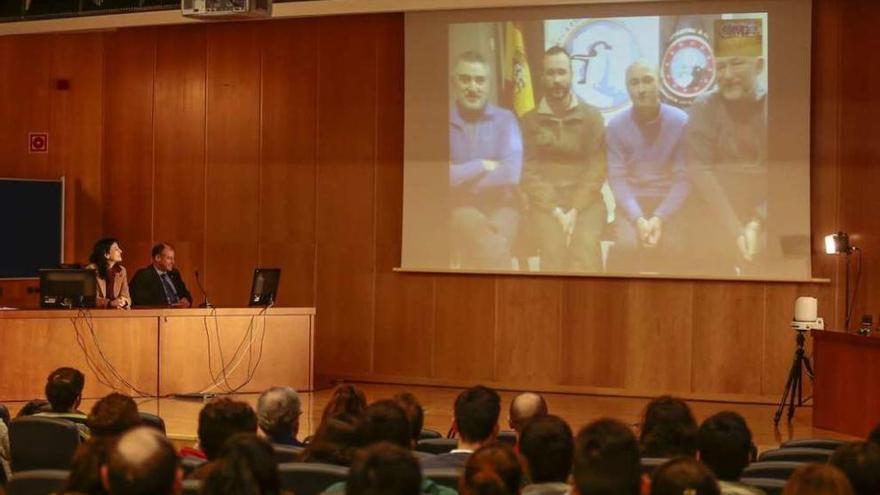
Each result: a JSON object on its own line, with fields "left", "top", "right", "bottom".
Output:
{"left": 521, "top": 46, "right": 608, "bottom": 272}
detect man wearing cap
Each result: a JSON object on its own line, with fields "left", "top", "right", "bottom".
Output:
{"left": 606, "top": 61, "right": 690, "bottom": 272}
{"left": 686, "top": 18, "right": 767, "bottom": 273}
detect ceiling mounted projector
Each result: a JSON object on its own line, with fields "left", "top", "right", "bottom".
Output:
{"left": 182, "top": 0, "right": 271, "bottom": 19}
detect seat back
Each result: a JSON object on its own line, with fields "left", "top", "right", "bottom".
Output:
{"left": 641, "top": 457, "right": 669, "bottom": 475}
{"left": 416, "top": 438, "right": 457, "bottom": 455}
{"left": 279, "top": 462, "right": 349, "bottom": 495}
{"left": 273, "top": 444, "right": 304, "bottom": 463}
{"left": 9, "top": 417, "right": 80, "bottom": 472}
{"left": 423, "top": 467, "right": 461, "bottom": 491}
{"left": 418, "top": 428, "right": 443, "bottom": 440}
{"left": 740, "top": 478, "right": 787, "bottom": 495}
{"left": 7, "top": 469, "right": 70, "bottom": 495}
{"left": 139, "top": 412, "right": 166, "bottom": 434}
{"left": 180, "top": 456, "right": 206, "bottom": 476}
{"left": 780, "top": 438, "right": 848, "bottom": 451}
{"left": 741, "top": 461, "right": 803, "bottom": 480}
{"left": 758, "top": 447, "right": 834, "bottom": 463}
{"left": 181, "top": 479, "right": 202, "bottom": 495}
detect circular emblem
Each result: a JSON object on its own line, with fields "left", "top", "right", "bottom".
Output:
{"left": 660, "top": 30, "right": 715, "bottom": 106}
{"left": 556, "top": 19, "right": 642, "bottom": 115}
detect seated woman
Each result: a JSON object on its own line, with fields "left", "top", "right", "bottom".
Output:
{"left": 87, "top": 238, "right": 131, "bottom": 309}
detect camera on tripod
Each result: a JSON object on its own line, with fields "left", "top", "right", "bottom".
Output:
{"left": 791, "top": 296, "right": 824, "bottom": 331}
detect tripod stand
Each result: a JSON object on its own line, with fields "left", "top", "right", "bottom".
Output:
{"left": 774, "top": 330, "right": 814, "bottom": 425}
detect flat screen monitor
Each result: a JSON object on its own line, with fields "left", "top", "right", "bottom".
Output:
{"left": 248, "top": 268, "right": 280, "bottom": 307}
{"left": 39, "top": 269, "right": 97, "bottom": 308}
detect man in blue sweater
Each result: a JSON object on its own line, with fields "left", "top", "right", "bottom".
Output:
{"left": 449, "top": 51, "right": 523, "bottom": 270}
{"left": 606, "top": 61, "right": 689, "bottom": 272}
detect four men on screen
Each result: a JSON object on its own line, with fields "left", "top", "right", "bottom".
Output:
{"left": 449, "top": 17, "right": 767, "bottom": 275}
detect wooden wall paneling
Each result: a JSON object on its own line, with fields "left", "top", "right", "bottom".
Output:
{"left": 691, "top": 282, "right": 765, "bottom": 395}
{"left": 560, "top": 278, "right": 628, "bottom": 388}
{"left": 0, "top": 36, "right": 51, "bottom": 178}
{"left": 258, "top": 19, "right": 318, "bottom": 308}
{"left": 102, "top": 28, "right": 156, "bottom": 270}
{"left": 495, "top": 278, "right": 563, "bottom": 384}
{"left": 623, "top": 280, "right": 694, "bottom": 393}
{"left": 433, "top": 276, "right": 496, "bottom": 381}
{"left": 153, "top": 25, "right": 208, "bottom": 297}
{"left": 48, "top": 32, "right": 104, "bottom": 263}
{"left": 314, "top": 16, "right": 379, "bottom": 377}
{"left": 204, "top": 23, "right": 262, "bottom": 307}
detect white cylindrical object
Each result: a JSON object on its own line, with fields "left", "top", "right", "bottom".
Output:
{"left": 794, "top": 296, "right": 818, "bottom": 322}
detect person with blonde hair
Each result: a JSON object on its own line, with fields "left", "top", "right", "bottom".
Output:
{"left": 782, "top": 464, "right": 854, "bottom": 495}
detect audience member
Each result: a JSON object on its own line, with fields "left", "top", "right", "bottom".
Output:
{"left": 460, "top": 443, "right": 524, "bottom": 495}
{"left": 639, "top": 396, "right": 697, "bottom": 458}
{"left": 393, "top": 392, "right": 425, "bottom": 447}
{"left": 422, "top": 385, "right": 501, "bottom": 469}
{"left": 257, "top": 386, "right": 304, "bottom": 447}
{"left": 187, "top": 398, "right": 258, "bottom": 479}
{"left": 300, "top": 415, "right": 361, "bottom": 466}
{"left": 321, "top": 384, "right": 368, "bottom": 422}
{"left": 0, "top": 419, "right": 8, "bottom": 484}
{"left": 359, "top": 400, "right": 412, "bottom": 449}
{"left": 346, "top": 443, "right": 423, "bottom": 495}
{"left": 650, "top": 457, "right": 721, "bottom": 495}
{"left": 508, "top": 393, "right": 548, "bottom": 439}
{"left": 65, "top": 394, "right": 143, "bottom": 495}
{"left": 518, "top": 415, "right": 572, "bottom": 495}
{"left": 829, "top": 442, "right": 880, "bottom": 495}
{"left": 34, "top": 367, "right": 90, "bottom": 439}
{"left": 202, "top": 433, "right": 282, "bottom": 495}
{"left": 783, "top": 464, "right": 854, "bottom": 495}
{"left": 698, "top": 412, "right": 762, "bottom": 495}
{"left": 101, "top": 427, "right": 182, "bottom": 495}
{"left": 572, "top": 418, "right": 643, "bottom": 495}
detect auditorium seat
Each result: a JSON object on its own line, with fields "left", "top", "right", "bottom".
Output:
{"left": 741, "top": 461, "right": 803, "bottom": 480}
{"left": 740, "top": 478, "right": 787, "bottom": 495}
{"left": 418, "top": 428, "right": 443, "bottom": 440}
{"left": 139, "top": 412, "right": 166, "bottom": 434}
{"left": 9, "top": 417, "right": 79, "bottom": 472}
{"left": 273, "top": 444, "right": 304, "bottom": 463}
{"left": 641, "top": 457, "right": 669, "bottom": 474}
{"left": 415, "top": 438, "right": 457, "bottom": 455}
{"left": 758, "top": 447, "right": 834, "bottom": 463}
{"left": 423, "top": 467, "right": 461, "bottom": 490}
{"left": 780, "top": 438, "right": 848, "bottom": 451}
{"left": 278, "top": 462, "right": 349, "bottom": 495}
{"left": 181, "top": 479, "right": 202, "bottom": 495}
{"left": 6, "top": 469, "right": 69, "bottom": 495}
{"left": 180, "top": 455, "right": 206, "bottom": 476}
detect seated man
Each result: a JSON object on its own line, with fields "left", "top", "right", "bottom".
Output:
{"left": 829, "top": 442, "right": 880, "bottom": 495}
{"left": 347, "top": 443, "right": 424, "bottom": 495}
{"left": 130, "top": 243, "right": 192, "bottom": 308}
{"left": 256, "top": 386, "right": 304, "bottom": 447}
{"left": 421, "top": 385, "right": 500, "bottom": 470}
{"left": 697, "top": 412, "right": 762, "bottom": 495}
{"left": 572, "top": 418, "right": 643, "bottom": 495}
{"left": 508, "top": 392, "right": 548, "bottom": 444}
{"left": 101, "top": 427, "right": 182, "bottom": 495}
{"left": 34, "top": 367, "right": 90, "bottom": 440}
{"left": 519, "top": 415, "right": 573, "bottom": 495}
{"left": 186, "top": 398, "right": 258, "bottom": 480}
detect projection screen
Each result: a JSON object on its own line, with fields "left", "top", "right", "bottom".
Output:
{"left": 402, "top": 0, "right": 812, "bottom": 280}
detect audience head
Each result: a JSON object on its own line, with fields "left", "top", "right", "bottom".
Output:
{"left": 197, "top": 398, "right": 258, "bottom": 461}
{"left": 202, "top": 433, "right": 281, "bottom": 495}
{"left": 89, "top": 237, "right": 123, "bottom": 279}
{"left": 392, "top": 392, "right": 424, "bottom": 446}
{"left": 101, "top": 427, "right": 181, "bottom": 495}
{"left": 150, "top": 243, "right": 177, "bottom": 273}
{"left": 88, "top": 393, "right": 142, "bottom": 437}
{"left": 455, "top": 385, "right": 501, "bottom": 445}
{"left": 519, "top": 414, "right": 573, "bottom": 484}
{"left": 829, "top": 441, "right": 880, "bottom": 495}
{"left": 573, "top": 418, "right": 642, "bottom": 495}
{"left": 697, "top": 411, "right": 753, "bottom": 481}
{"left": 301, "top": 415, "right": 361, "bottom": 466}
{"left": 256, "top": 386, "right": 302, "bottom": 443}
{"left": 359, "top": 399, "right": 412, "bottom": 449}
{"left": 508, "top": 392, "right": 548, "bottom": 433}
{"left": 45, "top": 367, "right": 85, "bottom": 413}
{"left": 640, "top": 396, "right": 698, "bottom": 458}
{"left": 322, "top": 384, "right": 367, "bottom": 422}
{"left": 347, "top": 442, "right": 422, "bottom": 495}
{"left": 783, "top": 463, "right": 854, "bottom": 495}
{"left": 650, "top": 457, "right": 720, "bottom": 495}
{"left": 65, "top": 437, "right": 113, "bottom": 495}
{"left": 460, "top": 443, "right": 524, "bottom": 495}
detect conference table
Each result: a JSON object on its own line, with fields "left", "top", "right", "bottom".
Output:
{"left": 0, "top": 307, "right": 314, "bottom": 401}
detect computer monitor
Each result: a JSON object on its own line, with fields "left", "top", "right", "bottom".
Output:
{"left": 39, "top": 268, "right": 97, "bottom": 308}
{"left": 249, "top": 268, "right": 280, "bottom": 307}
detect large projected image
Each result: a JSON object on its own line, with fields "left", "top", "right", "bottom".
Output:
{"left": 405, "top": 4, "right": 810, "bottom": 280}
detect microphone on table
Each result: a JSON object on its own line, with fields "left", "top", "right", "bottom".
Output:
{"left": 194, "top": 270, "right": 214, "bottom": 309}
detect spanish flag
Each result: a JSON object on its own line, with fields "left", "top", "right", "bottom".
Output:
{"left": 502, "top": 22, "right": 535, "bottom": 116}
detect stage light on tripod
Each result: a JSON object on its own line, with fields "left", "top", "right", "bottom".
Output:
{"left": 824, "top": 232, "right": 853, "bottom": 254}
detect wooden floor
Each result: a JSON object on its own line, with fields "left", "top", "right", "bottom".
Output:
{"left": 5, "top": 382, "right": 859, "bottom": 452}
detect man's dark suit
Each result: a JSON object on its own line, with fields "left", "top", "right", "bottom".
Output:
{"left": 130, "top": 266, "right": 192, "bottom": 307}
